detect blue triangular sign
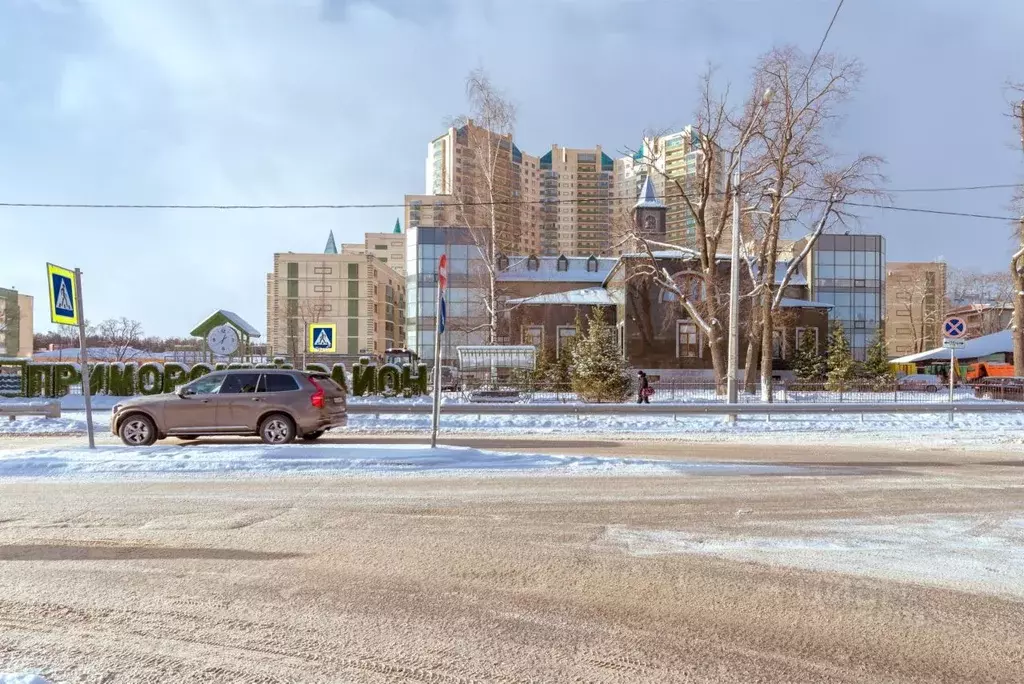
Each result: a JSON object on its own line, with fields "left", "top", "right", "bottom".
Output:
{"left": 439, "top": 295, "right": 446, "bottom": 334}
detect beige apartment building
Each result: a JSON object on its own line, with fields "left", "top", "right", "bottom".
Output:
{"left": 331, "top": 223, "right": 407, "bottom": 276}
{"left": 885, "top": 261, "right": 947, "bottom": 356}
{"left": 266, "top": 239, "right": 405, "bottom": 362}
{"left": 0, "top": 287, "right": 33, "bottom": 358}
{"left": 537, "top": 145, "right": 615, "bottom": 256}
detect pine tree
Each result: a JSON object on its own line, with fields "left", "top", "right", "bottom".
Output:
{"left": 825, "top": 322, "right": 856, "bottom": 391}
{"left": 571, "top": 307, "right": 631, "bottom": 402}
{"left": 862, "top": 331, "right": 894, "bottom": 389}
{"left": 792, "top": 329, "right": 826, "bottom": 382}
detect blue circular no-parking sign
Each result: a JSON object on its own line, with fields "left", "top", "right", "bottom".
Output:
{"left": 943, "top": 317, "right": 967, "bottom": 339}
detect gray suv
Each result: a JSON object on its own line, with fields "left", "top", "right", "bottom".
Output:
{"left": 111, "top": 369, "right": 347, "bottom": 446}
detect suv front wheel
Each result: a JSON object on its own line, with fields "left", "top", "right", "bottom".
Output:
{"left": 119, "top": 414, "right": 158, "bottom": 447}
{"left": 259, "top": 413, "right": 296, "bottom": 445}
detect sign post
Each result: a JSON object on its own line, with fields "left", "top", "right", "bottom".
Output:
{"left": 430, "top": 254, "right": 447, "bottom": 448}
{"left": 943, "top": 316, "right": 967, "bottom": 417}
{"left": 48, "top": 263, "right": 95, "bottom": 449}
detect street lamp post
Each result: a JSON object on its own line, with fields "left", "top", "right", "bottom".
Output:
{"left": 726, "top": 89, "right": 773, "bottom": 414}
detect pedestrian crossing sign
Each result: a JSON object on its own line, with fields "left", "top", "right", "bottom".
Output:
{"left": 309, "top": 323, "right": 337, "bottom": 353}
{"left": 46, "top": 263, "right": 78, "bottom": 325}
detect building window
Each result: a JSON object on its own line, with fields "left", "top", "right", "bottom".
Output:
{"left": 676, "top": 320, "right": 700, "bottom": 358}
{"left": 527, "top": 255, "right": 539, "bottom": 271}
{"left": 796, "top": 327, "right": 818, "bottom": 354}
{"left": 556, "top": 326, "right": 576, "bottom": 358}
{"left": 313, "top": 284, "right": 333, "bottom": 293}
{"left": 286, "top": 262, "right": 298, "bottom": 278}
{"left": 497, "top": 254, "right": 510, "bottom": 271}
{"left": 523, "top": 325, "right": 543, "bottom": 348}
{"left": 313, "top": 266, "right": 333, "bottom": 275}
{"left": 772, "top": 329, "right": 785, "bottom": 359}
{"left": 557, "top": 255, "right": 569, "bottom": 272}
{"left": 586, "top": 255, "right": 598, "bottom": 272}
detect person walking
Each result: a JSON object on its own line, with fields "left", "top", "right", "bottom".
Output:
{"left": 637, "top": 370, "right": 651, "bottom": 405}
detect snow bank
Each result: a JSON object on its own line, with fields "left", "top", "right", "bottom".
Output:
{"left": 0, "top": 444, "right": 835, "bottom": 480}
{"left": 606, "top": 515, "right": 1024, "bottom": 599}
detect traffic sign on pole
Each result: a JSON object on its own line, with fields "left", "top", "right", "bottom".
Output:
{"left": 46, "top": 263, "right": 79, "bottom": 326}
{"left": 942, "top": 339, "right": 966, "bottom": 350}
{"left": 943, "top": 317, "right": 967, "bottom": 339}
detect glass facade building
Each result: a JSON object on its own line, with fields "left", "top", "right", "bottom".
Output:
{"left": 406, "top": 226, "right": 489, "bottom": 363}
{"left": 809, "top": 234, "right": 886, "bottom": 361}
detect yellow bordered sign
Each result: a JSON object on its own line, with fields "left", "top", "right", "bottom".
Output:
{"left": 309, "top": 323, "right": 337, "bottom": 353}
{"left": 47, "top": 263, "right": 78, "bottom": 325}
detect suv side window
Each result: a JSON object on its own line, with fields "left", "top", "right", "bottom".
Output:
{"left": 186, "top": 374, "right": 225, "bottom": 395}
{"left": 258, "top": 374, "right": 300, "bottom": 393}
{"left": 220, "top": 373, "right": 261, "bottom": 394}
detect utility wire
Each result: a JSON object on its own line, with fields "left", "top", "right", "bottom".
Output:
{"left": 0, "top": 195, "right": 1017, "bottom": 221}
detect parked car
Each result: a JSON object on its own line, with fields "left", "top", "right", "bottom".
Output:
{"left": 111, "top": 369, "right": 347, "bottom": 446}
{"left": 972, "top": 376, "right": 1024, "bottom": 401}
{"left": 897, "top": 373, "right": 942, "bottom": 393}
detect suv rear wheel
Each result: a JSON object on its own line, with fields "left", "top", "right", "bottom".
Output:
{"left": 119, "top": 414, "right": 157, "bottom": 447}
{"left": 260, "top": 413, "right": 296, "bottom": 445}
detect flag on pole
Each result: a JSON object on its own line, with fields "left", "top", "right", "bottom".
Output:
{"left": 438, "top": 253, "right": 448, "bottom": 291}
{"left": 439, "top": 294, "right": 447, "bottom": 334}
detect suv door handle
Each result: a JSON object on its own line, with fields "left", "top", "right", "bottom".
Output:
{"left": 250, "top": 397, "right": 262, "bottom": 402}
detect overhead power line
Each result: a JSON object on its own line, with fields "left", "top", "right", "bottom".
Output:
{"left": 0, "top": 194, "right": 1017, "bottom": 222}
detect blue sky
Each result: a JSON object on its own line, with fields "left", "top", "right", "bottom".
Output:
{"left": 1, "top": 0, "right": 1022, "bottom": 336}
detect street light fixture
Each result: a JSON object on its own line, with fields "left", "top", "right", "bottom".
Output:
{"left": 726, "top": 88, "right": 773, "bottom": 414}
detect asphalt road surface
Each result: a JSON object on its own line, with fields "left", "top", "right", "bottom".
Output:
{"left": 0, "top": 438, "right": 1022, "bottom": 682}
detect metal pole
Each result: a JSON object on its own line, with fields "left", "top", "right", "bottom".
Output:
{"left": 949, "top": 349, "right": 956, "bottom": 404}
{"left": 430, "top": 275, "right": 444, "bottom": 448}
{"left": 726, "top": 164, "right": 742, "bottom": 416}
{"left": 74, "top": 269, "right": 95, "bottom": 449}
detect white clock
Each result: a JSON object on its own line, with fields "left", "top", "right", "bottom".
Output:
{"left": 207, "top": 324, "right": 240, "bottom": 356}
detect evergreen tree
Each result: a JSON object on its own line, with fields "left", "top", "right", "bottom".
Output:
{"left": 571, "top": 307, "right": 631, "bottom": 402}
{"left": 792, "top": 329, "right": 826, "bottom": 382}
{"left": 825, "top": 322, "right": 856, "bottom": 391}
{"left": 861, "top": 331, "right": 894, "bottom": 388}
{"left": 533, "top": 344, "right": 555, "bottom": 389}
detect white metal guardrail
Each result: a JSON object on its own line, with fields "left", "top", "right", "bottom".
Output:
{"left": 0, "top": 401, "right": 61, "bottom": 421}
{"left": 347, "top": 402, "right": 1024, "bottom": 417}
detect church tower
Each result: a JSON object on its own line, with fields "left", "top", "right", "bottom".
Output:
{"left": 633, "top": 175, "right": 667, "bottom": 246}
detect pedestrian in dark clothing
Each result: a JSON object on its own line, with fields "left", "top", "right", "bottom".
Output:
{"left": 637, "top": 370, "right": 651, "bottom": 404}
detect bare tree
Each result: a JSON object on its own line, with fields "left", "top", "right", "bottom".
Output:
{"left": 948, "top": 267, "right": 1015, "bottom": 336}
{"left": 745, "top": 46, "right": 881, "bottom": 398}
{"left": 625, "top": 66, "right": 769, "bottom": 387}
{"left": 1008, "top": 83, "right": 1024, "bottom": 374}
{"left": 451, "top": 69, "right": 519, "bottom": 344}
{"left": 96, "top": 318, "right": 144, "bottom": 362}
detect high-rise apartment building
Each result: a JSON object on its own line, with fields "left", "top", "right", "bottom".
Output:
{"left": 408, "top": 120, "right": 535, "bottom": 256}
{"left": 536, "top": 145, "right": 614, "bottom": 256}
{"left": 885, "top": 262, "right": 946, "bottom": 355}
{"left": 266, "top": 234, "right": 405, "bottom": 361}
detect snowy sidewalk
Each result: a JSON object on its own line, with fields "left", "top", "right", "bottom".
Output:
{"left": 0, "top": 443, "right": 862, "bottom": 480}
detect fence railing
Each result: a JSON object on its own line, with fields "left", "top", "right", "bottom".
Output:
{"left": 347, "top": 402, "right": 1024, "bottom": 417}
{"left": 447, "top": 377, "right": 992, "bottom": 405}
